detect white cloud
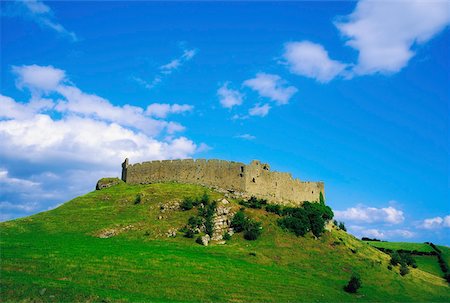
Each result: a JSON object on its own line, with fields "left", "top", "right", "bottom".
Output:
{"left": 235, "top": 134, "right": 256, "bottom": 140}
{"left": 419, "top": 215, "right": 450, "bottom": 229}
{"left": 0, "top": 64, "right": 206, "bottom": 221}
{"left": 136, "top": 48, "right": 197, "bottom": 89}
{"left": 0, "top": 168, "right": 40, "bottom": 188}
{"left": 217, "top": 82, "right": 244, "bottom": 109}
{"left": 249, "top": 103, "right": 271, "bottom": 117}
{"left": 283, "top": 41, "right": 347, "bottom": 83}
{"left": 12, "top": 64, "right": 66, "bottom": 92}
{"left": 0, "top": 201, "right": 40, "bottom": 213}
{"left": 349, "top": 225, "right": 415, "bottom": 240}
{"left": 335, "top": 204, "right": 404, "bottom": 224}
{"left": 0, "top": 94, "right": 54, "bottom": 120}
{"left": 145, "top": 103, "right": 193, "bottom": 119}
{"left": 20, "top": 0, "right": 77, "bottom": 41}
{"left": 243, "top": 73, "right": 297, "bottom": 105}
{"left": 336, "top": 0, "right": 450, "bottom": 75}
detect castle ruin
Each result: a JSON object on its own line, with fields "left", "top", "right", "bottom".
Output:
{"left": 121, "top": 158, "right": 324, "bottom": 206}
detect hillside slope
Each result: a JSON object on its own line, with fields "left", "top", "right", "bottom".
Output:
{"left": 1, "top": 182, "right": 449, "bottom": 302}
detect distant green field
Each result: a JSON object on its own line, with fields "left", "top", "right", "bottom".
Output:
{"left": 1, "top": 182, "right": 449, "bottom": 302}
{"left": 437, "top": 245, "right": 450, "bottom": 264}
{"left": 364, "top": 241, "right": 435, "bottom": 253}
{"left": 415, "top": 255, "right": 443, "bottom": 277}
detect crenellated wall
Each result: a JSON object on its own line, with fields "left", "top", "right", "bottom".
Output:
{"left": 122, "top": 158, "right": 324, "bottom": 206}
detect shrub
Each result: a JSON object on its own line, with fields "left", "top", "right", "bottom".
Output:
{"left": 338, "top": 221, "right": 347, "bottom": 232}
{"left": 134, "top": 194, "right": 142, "bottom": 205}
{"left": 400, "top": 263, "right": 409, "bottom": 276}
{"left": 344, "top": 274, "right": 361, "bottom": 293}
{"left": 223, "top": 232, "right": 231, "bottom": 241}
{"left": 203, "top": 201, "right": 217, "bottom": 236}
{"left": 444, "top": 273, "right": 450, "bottom": 283}
{"left": 188, "top": 216, "right": 203, "bottom": 228}
{"left": 390, "top": 251, "right": 401, "bottom": 266}
{"left": 265, "top": 204, "right": 282, "bottom": 215}
{"left": 400, "top": 252, "right": 416, "bottom": 267}
{"left": 200, "top": 192, "right": 210, "bottom": 205}
{"left": 319, "top": 191, "right": 325, "bottom": 204}
{"left": 181, "top": 197, "right": 194, "bottom": 210}
{"left": 184, "top": 229, "right": 194, "bottom": 238}
{"left": 239, "top": 196, "right": 267, "bottom": 209}
{"left": 195, "top": 236, "right": 203, "bottom": 245}
{"left": 231, "top": 211, "right": 247, "bottom": 232}
{"left": 387, "top": 265, "right": 393, "bottom": 270}
{"left": 244, "top": 220, "right": 262, "bottom": 240}
{"left": 278, "top": 215, "right": 309, "bottom": 237}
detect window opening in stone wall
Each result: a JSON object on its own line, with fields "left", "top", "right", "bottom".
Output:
{"left": 252, "top": 178, "right": 256, "bottom": 183}
{"left": 240, "top": 166, "right": 244, "bottom": 173}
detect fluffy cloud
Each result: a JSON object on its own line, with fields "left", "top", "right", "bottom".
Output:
{"left": 336, "top": 0, "right": 450, "bottom": 75}
{"left": 243, "top": 73, "right": 297, "bottom": 105}
{"left": 18, "top": 0, "right": 77, "bottom": 41}
{"left": 249, "top": 103, "right": 271, "bottom": 117}
{"left": 0, "top": 64, "right": 204, "bottom": 221}
{"left": 335, "top": 204, "right": 404, "bottom": 224}
{"left": 13, "top": 64, "right": 66, "bottom": 92}
{"left": 349, "top": 226, "right": 415, "bottom": 240}
{"left": 217, "top": 82, "right": 244, "bottom": 109}
{"left": 283, "top": 41, "right": 347, "bottom": 82}
{"left": 419, "top": 215, "right": 450, "bottom": 229}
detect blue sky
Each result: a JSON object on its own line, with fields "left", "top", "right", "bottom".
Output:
{"left": 1, "top": 0, "right": 449, "bottom": 244}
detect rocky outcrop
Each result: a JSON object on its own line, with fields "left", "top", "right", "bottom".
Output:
{"left": 96, "top": 178, "right": 122, "bottom": 190}
{"left": 211, "top": 199, "right": 234, "bottom": 241}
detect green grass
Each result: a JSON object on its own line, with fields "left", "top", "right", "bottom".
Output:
{"left": 415, "top": 255, "right": 444, "bottom": 277}
{"left": 1, "top": 182, "right": 449, "bottom": 302}
{"left": 364, "top": 241, "right": 435, "bottom": 253}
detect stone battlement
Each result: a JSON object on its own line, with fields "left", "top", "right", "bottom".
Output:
{"left": 121, "top": 158, "right": 324, "bottom": 206}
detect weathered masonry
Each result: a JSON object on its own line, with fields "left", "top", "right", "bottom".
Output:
{"left": 121, "top": 158, "right": 324, "bottom": 206}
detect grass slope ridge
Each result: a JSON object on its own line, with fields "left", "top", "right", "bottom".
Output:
{"left": 1, "top": 182, "right": 449, "bottom": 302}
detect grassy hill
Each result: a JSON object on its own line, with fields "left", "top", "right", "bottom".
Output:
{"left": 1, "top": 182, "right": 449, "bottom": 302}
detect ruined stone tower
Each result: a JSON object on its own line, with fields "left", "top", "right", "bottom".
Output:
{"left": 121, "top": 158, "right": 324, "bottom": 206}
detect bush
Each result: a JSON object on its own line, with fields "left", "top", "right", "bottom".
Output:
{"left": 134, "top": 194, "right": 142, "bottom": 205}
{"left": 444, "top": 273, "right": 450, "bottom": 283}
{"left": 319, "top": 191, "right": 325, "bottom": 204}
{"left": 231, "top": 211, "right": 247, "bottom": 232}
{"left": 265, "top": 204, "right": 282, "bottom": 215}
{"left": 400, "top": 263, "right": 410, "bottom": 276}
{"left": 387, "top": 265, "right": 393, "bottom": 270}
{"left": 390, "top": 251, "right": 401, "bottom": 266}
{"left": 239, "top": 196, "right": 267, "bottom": 209}
{"left": 338, "top": 221, "right": 347, "bottom": 232}
{"left": 195, "top": 236, "right": 203, "bottom": 245}
{"left": 188, "top": 216, "right": 203, "bottom": 229}
{"left": 181, "top": 197, "right": 194, "bottom": 210}
{"left": 223, "top": 232, "right": 231, "bottom": 241}
{"left": 400, "top": 252, "right": 416, "bottom": 267}
{"left": 244, "top": 220, "right": 262, "bottom": 240}
{"left": 203, "top": 201, "right": 217, "bottom": 236}
{"left": 184, "top": 229, "right": 194, "bottom": 238}
{"left": 344, "top": 274, "right": 361, "bottom": 293}
{"left": 200, "top": 192, "right": 210, "bottom": 205}
{"left": 278, "top": 215, "right": 309, "bottom": 237}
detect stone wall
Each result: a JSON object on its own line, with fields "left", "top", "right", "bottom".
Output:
{"left": 122, "top": 158, "right": 324, "bottom": 206}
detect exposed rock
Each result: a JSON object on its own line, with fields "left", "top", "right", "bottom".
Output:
{"left": 159, "top": 200, "right": 181, "bottom": 213}
{"left": 200, "top": 234, "right": 210, "bottom": 246}
{"left": 166, "top": 228, "right": 177, "bottom": 237}
{"left": 96, "top": 178, "right": 122, "bottom": 190}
